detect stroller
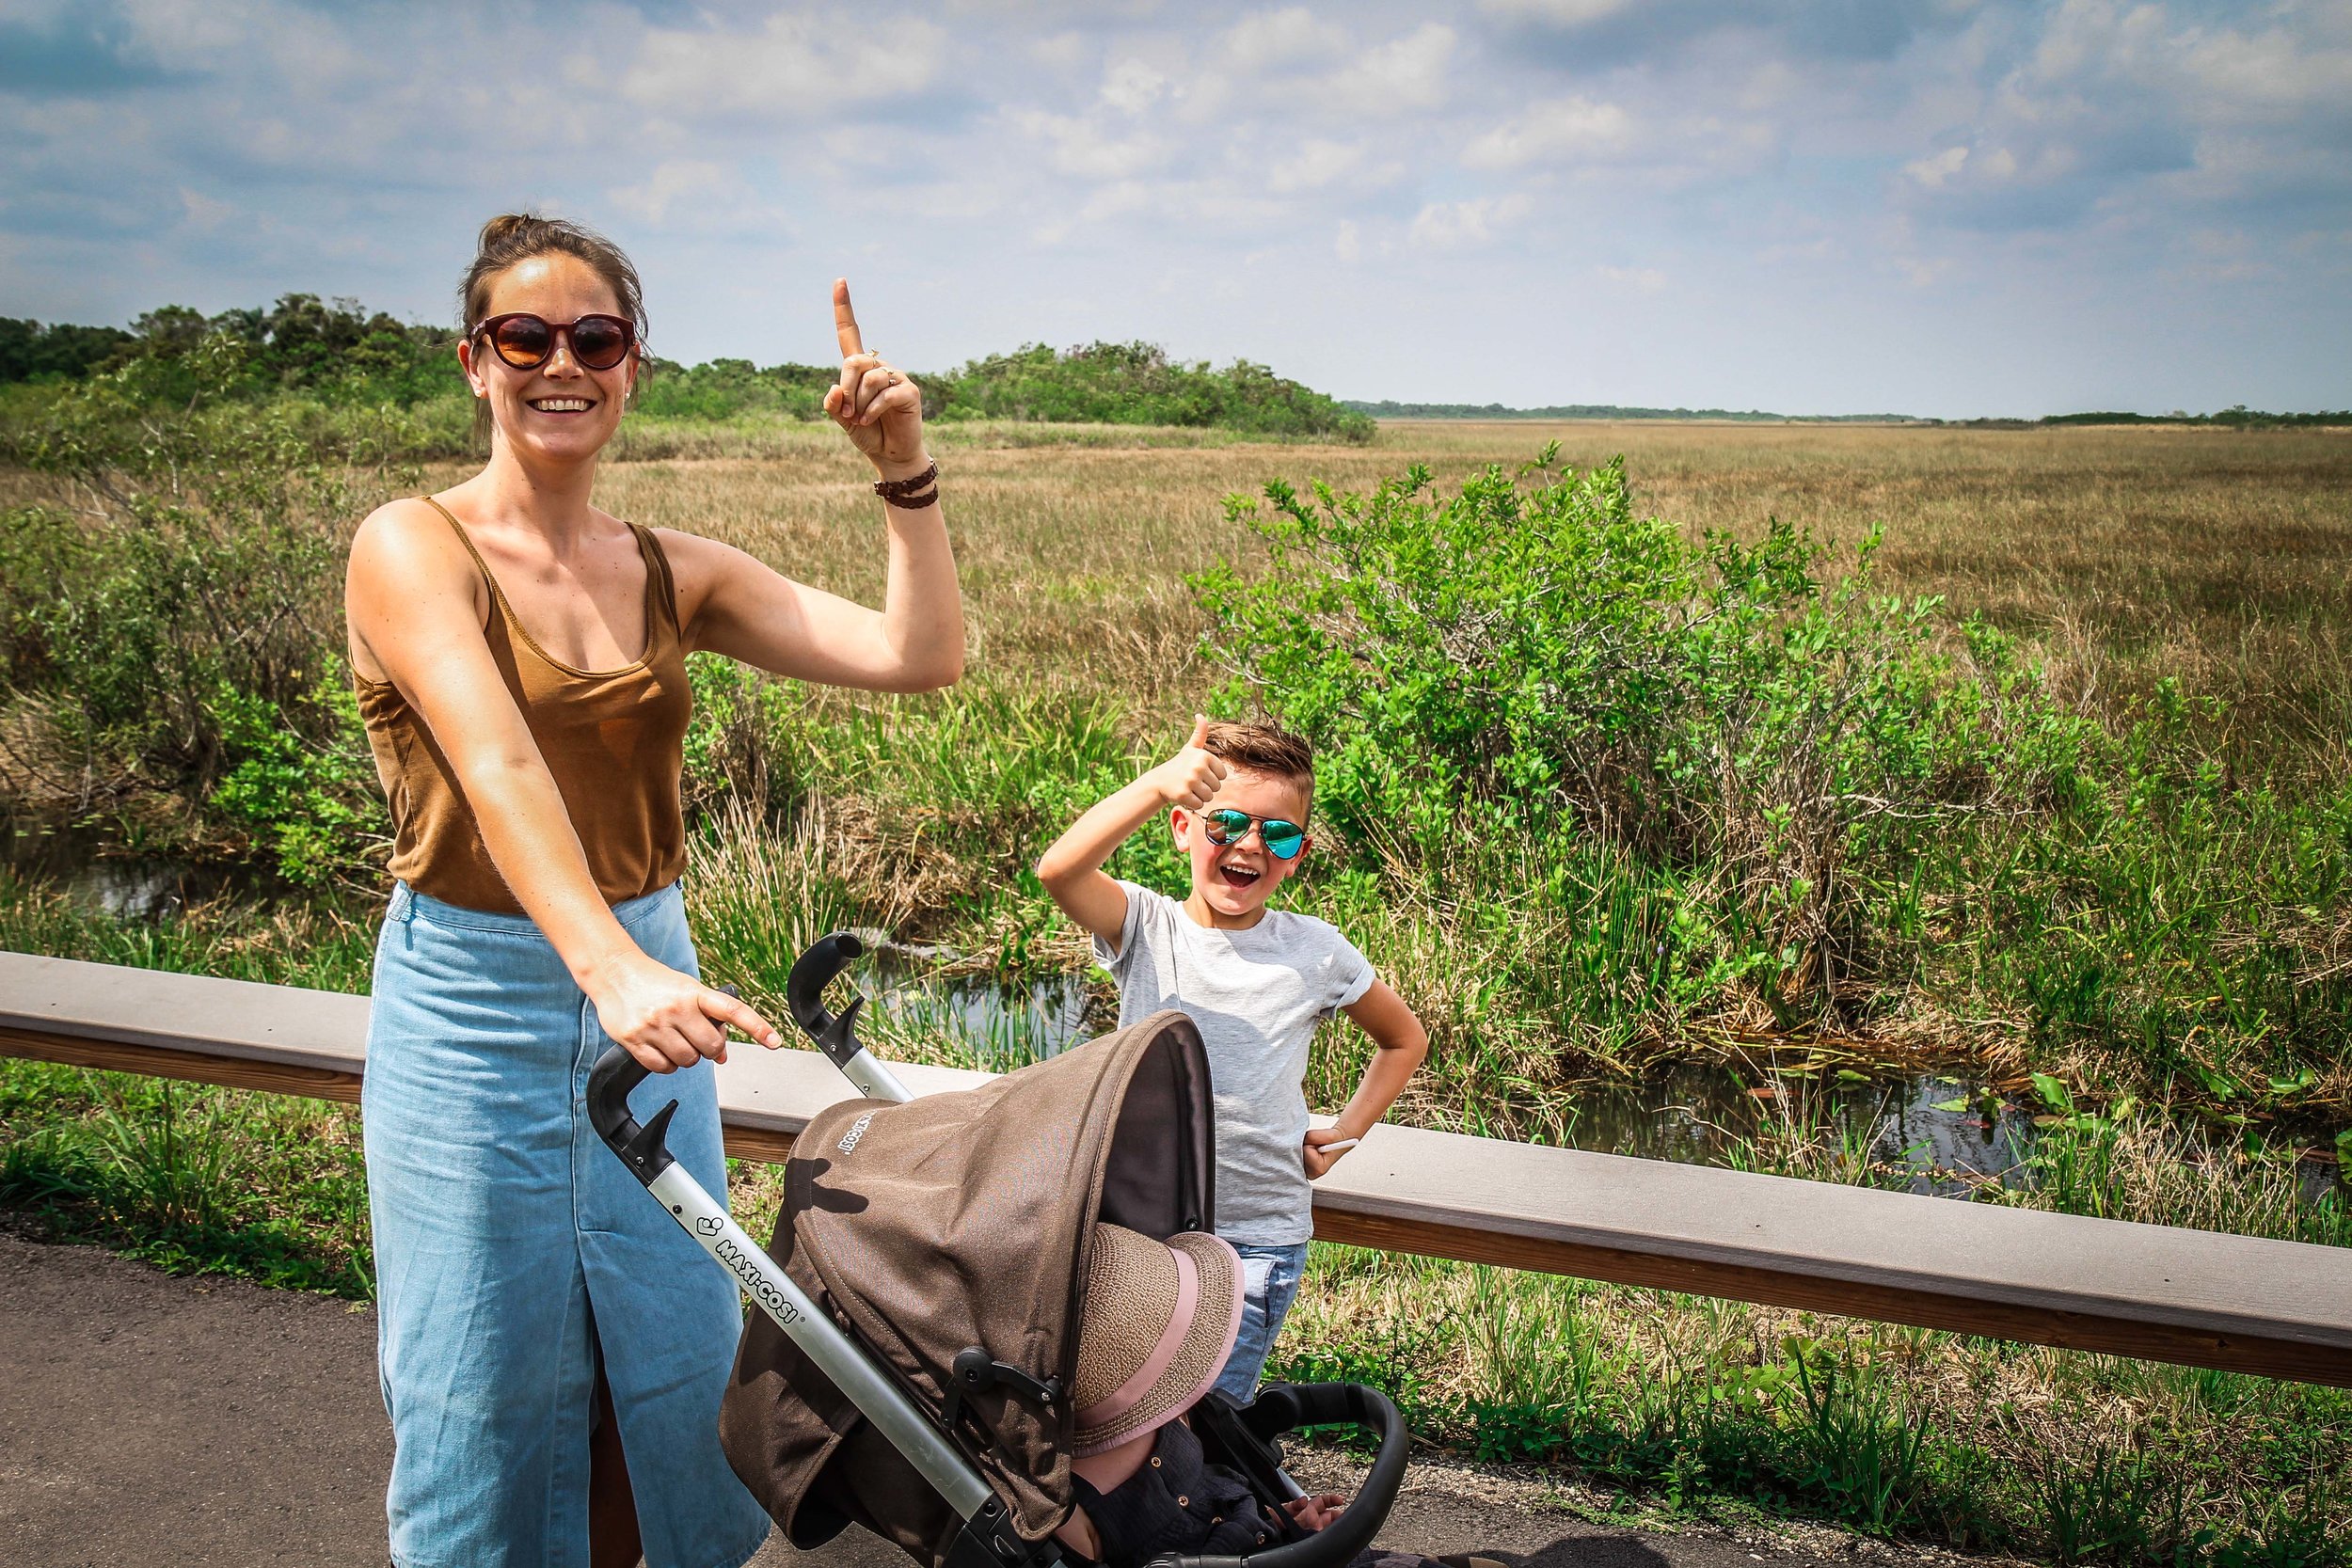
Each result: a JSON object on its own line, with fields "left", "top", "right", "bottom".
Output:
{"left": 589, "top": 932, "right": 1410, "bottom": 1568}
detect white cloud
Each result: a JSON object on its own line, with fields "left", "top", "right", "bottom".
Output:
{"left": 1008, "top": 108, "right": 1172, "bottom": 181}
{"left": 1904, "top": 146, "right": 1969, "bottom": 188}
{"left": 1216, "top": 8, "right": 1350, "bottom": 71}
{"left": 623, "top": 14, "right": 946, "bottom": 120}
{"left": 1463, "top": 96, "right": 1633, "bottom": 168}
{"left": 177, "top": 186, "right": 232, "bottom": 231}
{"left": 1100, "top": 58, "right": 1169, "bottom": 116}
{"left": 609, "top": 161, "right": 727, "bottom": 227}
{"left": 1323, "top": 23, "right": 1455, "bottom": 113}
{"left": 1335, "top": 218, "right": 1361, "bottom": 262}
{"left": 1409, "top": 192, "right": 1531, "bottom": 249}
{"left": 1028, "top": 31, "right": 1090, "bottom": 71}
{"left": 1478, "top": 0, "right": 1631, "bottom": 23}
{"left": 1266, "top": 138, "right": 1366, "bottom": 193}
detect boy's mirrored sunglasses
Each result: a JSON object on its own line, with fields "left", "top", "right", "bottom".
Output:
{"left": 1200, "top": 808, "right": 1306, "bottom": 861}
{"left": 469, "top": 312, "right": 637, "bottom": 372}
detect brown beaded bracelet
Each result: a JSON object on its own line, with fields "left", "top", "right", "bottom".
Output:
{"left": 872, "top": 459, "right": 939, "bottom": 500}
{"left": 880, "top": 484, "right": 940, "bottom": 511}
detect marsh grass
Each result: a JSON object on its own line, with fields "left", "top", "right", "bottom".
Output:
{"left": 5, "top": 420, "right": 2351, "bottom": 1562}
{"left": 1275, "top": 1244, "right": 2350, "bottom": 1563}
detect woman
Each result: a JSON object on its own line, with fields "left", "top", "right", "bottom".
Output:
{"left": 345, "top": 213, "right": 960, "bottom": 1568}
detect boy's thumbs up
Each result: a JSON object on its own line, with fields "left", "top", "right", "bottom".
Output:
{"left": 1153, "top": 713, "right": 1228, "bottom": 810}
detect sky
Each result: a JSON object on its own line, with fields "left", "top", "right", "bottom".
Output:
{"left": 1, "top": 0, "right": 2347, "bottom": 418}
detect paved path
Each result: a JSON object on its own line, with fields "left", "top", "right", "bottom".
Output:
{"left": 0, "top": 1230, "right": 1995, "bottom": 1568}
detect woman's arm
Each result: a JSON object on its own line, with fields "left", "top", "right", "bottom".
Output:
{"left": 664, "top": 515, "right": 961, "bottom": 692}
{"left": 346, "top": 500, "right": 783, "bottom": 1072}
{"left": 668, "top": 279, "right": 963, "bottom": 692}
{"left": 1302, "top": 980, "right": 1428, "bottom": 1178}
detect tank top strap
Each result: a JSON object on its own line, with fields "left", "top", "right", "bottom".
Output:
{"left": 628, "top": 521, "right": 684, "bottom": 645}
{"left": 419, "top": 495, "right": 512, "bottom": 627}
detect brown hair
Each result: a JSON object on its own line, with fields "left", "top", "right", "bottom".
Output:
{"left": 1200, "top": 720, "right": 1315, "bottom": 810}
{"left": 458, "top": 213, "right": 646, "bottom": 441}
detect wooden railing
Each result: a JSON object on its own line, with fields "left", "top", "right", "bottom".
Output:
{"left": 4, "top": 949, "right": 2348, "bottom": 1388}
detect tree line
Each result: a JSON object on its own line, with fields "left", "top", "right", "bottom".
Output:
{"left": 0, "top": 296, "right": 1371, "bottom": 441}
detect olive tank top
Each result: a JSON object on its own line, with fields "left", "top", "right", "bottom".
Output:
{"left": 355, "top": 498, "right": 691, "bottom": 916}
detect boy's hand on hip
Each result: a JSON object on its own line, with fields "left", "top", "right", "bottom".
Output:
{"left": 1302, "top": 1126, "right": 1356, "bottom": 1179}
{"left": 1148, "top": 713, "right": 1229, "bottom": 810}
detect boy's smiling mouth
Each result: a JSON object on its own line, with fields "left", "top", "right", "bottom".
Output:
{"left": 1216, "top": 859, "right": 1263, "bottom": 891}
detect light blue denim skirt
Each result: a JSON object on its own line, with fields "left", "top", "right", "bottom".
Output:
{"left": 364, "top": 880, "right": 771, "bottom": 1568}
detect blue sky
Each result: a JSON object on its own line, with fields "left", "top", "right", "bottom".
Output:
{"left": 2, "top": 0, "right": 2345, "bottom": 417}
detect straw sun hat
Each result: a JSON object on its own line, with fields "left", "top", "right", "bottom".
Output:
{"left": 1071, "top": 1224, "right": 1246, "bottom": 1457}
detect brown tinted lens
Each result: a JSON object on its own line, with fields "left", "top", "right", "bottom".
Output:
{"left": 570, "top": 315, "right": 632, "bottom": 370}
{"left": 488, "top": 314, "right": 553, "bottom": 369}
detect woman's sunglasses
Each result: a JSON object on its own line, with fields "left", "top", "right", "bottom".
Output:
{"left": 1200, "top": 807, "right": 1307, "bottom": 861}
{"left": 469, "top": 312, "right": 637, "bottom": 372}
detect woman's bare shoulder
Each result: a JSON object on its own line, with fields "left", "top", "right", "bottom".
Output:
{"left": 644, "top": 523, "right": 771, "bottom": 612}
{"left": 643, "top": 521, "right": 734, "bottom": 569}
{"left": 349, "top": 497, "right": 476, "bottom": 586}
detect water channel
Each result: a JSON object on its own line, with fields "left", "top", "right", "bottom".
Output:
{"left": 8, "top": 832, "right": 2342, "bottom": 1208}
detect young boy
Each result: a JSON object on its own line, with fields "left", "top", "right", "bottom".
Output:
{"left": 1037, "top": 717, "right": 1429, "bottom": 1401}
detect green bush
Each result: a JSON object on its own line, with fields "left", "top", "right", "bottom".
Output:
{"left": 632, "top": 356, "right": 834, "bottom": 422}
{"left": 1194, "top": 446, "right": 2087, "bottom": 1018}
{"left": 0, "top": 335, "right": 389, "bottom": 880}
{"left": 932, "top": 341, "right": 1373, "bottom": 441}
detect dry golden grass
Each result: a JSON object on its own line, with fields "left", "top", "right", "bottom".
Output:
{"left": 420, "top": 420, "right": 2352, "bottom": 744}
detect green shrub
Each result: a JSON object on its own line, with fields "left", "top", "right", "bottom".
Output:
{"left": 1195, "top": 446, "right": 2088, "bottom": 1020}
{"left": 932, "top": 341, "right": 1374, "bottom": 442}
{"left": 0, "top": 334, "right": 389, "bottom": 879}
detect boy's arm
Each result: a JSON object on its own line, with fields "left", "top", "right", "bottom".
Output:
{"left": 1036, "top": 715, "right": 1228, "bottom": 949}
{"left": 1304, "top": 980, "right": 1429, "bottom": 1179}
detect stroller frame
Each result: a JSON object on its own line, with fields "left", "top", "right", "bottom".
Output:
{"left": 589, "top": 934, "right": 1410, "bottom": 1568}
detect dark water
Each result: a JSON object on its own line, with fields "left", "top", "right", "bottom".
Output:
{"left": 1554, "top": 1063, "right": 2044, "bottom": 1196}
{"left": 857, "top": 948, "right": 1097, "bottom": 1074}
{"left": 8, "top": 839, "right": 2340, "bottom": 1208}
{"left": 860, "top": 959, "right": 2344, "bottom": 1206}
{"left": 2, "top": 824, "right": 228, "bottom": 921}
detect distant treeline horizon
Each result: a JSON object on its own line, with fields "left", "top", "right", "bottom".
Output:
{"left": 1346, "top": 398, "right": 2352, "bottom": 430}
{"left": 3, "top": 305, "right": 2342, "bottom": 433}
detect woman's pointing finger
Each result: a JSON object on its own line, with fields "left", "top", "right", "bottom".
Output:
{"left": 833, "top": 277, "right": 863, "bottom": 358}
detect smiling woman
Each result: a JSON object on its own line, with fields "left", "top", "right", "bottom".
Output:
{"left": 342, "top": 213, "right": 962, "bottom": 1568}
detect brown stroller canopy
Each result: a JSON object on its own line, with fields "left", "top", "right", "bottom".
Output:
{"left": 720, "top": 1009, "right": 1217, "bottom": 1565}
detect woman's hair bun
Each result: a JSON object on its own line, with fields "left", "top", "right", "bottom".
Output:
{"left": 475, "top": 213, "right": 543, "bottom": 251}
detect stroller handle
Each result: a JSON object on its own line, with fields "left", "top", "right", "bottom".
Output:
{"left": 1152, "top": 1382, "right": 1412, "bottom": 1568}
{"left": 789, "top": 931, "right": 913, "bottom": 1103}
{"left": 586, "top": 1045, "right": 673, "bottom": 1183}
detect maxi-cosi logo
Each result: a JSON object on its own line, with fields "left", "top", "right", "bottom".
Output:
{"left": 714, "top": 1236, "right": 799, "bottom": 1324}
{"left": 836, "top": 1112, "right": 876, "bottom": 1154}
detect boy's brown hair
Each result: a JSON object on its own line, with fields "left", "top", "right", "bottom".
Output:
{"left": 1200, "top": 720, "right": 1314, "bottom": 814}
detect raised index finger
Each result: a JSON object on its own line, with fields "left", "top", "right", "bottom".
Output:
{"left": 833, "top": 277, "right": 863, "bottom": 359}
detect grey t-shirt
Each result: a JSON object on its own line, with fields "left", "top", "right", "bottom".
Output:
{"left": 1094, "top": 881, "right": 1375, "bottom": 1245}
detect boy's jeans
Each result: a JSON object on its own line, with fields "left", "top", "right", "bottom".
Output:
{"left": 1213, "top": 1242, "right": 1310, "bottom": 1403}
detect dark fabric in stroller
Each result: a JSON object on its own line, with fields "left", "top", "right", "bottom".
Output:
{"left": 719, "top": 1011, "right": 1218, "bottom": 1563}
{"left": 1073, "top": 1415, "right": 1276, "bottom": 1568}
